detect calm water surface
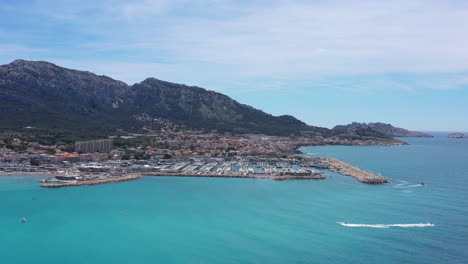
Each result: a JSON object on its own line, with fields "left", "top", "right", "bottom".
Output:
{"left": 1, "top": 133, "right": 467, "bottom": 263}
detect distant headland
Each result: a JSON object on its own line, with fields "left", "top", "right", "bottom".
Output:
{"left": 333, "top": 122, "right": 433, "bottom": 138}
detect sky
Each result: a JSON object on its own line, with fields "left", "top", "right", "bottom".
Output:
{"left": 1, "top": 0, "right": 467, "bottom": 131}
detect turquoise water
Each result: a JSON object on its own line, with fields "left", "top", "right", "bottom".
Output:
{"left": 1, "top": 133, "right": 467, "bottom": 263}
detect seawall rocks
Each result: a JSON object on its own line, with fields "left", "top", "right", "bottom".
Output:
{"left": 312, "top": 157, "right": 389, "bottom": 184}
{"left": 40, "top": 175, "right": 141, "bottom": 188}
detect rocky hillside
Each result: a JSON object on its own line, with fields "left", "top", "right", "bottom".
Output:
{"left": 0, "top": 60, "right": 129, "bottom": 132}
{"left": 123, "top": 77, "right": 328, "bottom": 135}
{"left": 333, "top": 122, "right": 432, "bottom": 137}
{"left": 0, "top": 60, "right": 328, "bottom": 136}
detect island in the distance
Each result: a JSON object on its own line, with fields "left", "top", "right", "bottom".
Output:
{"left": 448, "top": 133, "right": 468, "bottom": 138}
{"left": 333, "top": 122, "right": 433, "bottom": 137}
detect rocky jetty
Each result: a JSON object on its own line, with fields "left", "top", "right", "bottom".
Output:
{"left": 40, "top": 175, "right": 140, "bottom": 188}
{"left": 448, "top": 133, "right": 467, "bottom": 138}
{"left": 310, "top": 157, "right": 389, "bottom": 184}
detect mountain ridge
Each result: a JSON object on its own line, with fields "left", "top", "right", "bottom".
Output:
{"left": 0, "top": 59, "right": 397, "bottom": 144}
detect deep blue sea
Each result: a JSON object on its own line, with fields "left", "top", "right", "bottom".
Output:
{"left": 1, "top": 132, "right": 467, "bottom": 263}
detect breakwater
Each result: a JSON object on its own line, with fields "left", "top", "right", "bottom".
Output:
{"left": 311, "top": 157, "right": 389, "bottom": 184}
{"left": 40, "top": 175, "right": 141, "bottom": 188}
{"left": 143, "top": 172, "right": 325, "bottom": 181}
{"left": 0, "top": 171, "right": 52, "bottom": 176}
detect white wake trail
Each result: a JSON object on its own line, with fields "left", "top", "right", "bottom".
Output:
{"left": 395, "top": 180, "right": 408, "bottom": 187}
{"left": 406, "top": 184, "right": 424, "bottom": 188}
{"left": 394, "top": 181, "right": 424, "bottom": 188}
{"left": 338, "top": 222, "right": 435, "bottom": 228}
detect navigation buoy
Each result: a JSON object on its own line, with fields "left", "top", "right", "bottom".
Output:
{"left": 21, "top": 218, "right": 27, "bottom": 222}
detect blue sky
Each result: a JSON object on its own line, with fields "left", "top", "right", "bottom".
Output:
{"left": 1, "top": 0, "right": 468, "bottom": 131}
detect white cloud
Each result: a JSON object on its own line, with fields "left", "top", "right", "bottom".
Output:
{"left": 3, "top": 0, "right": 468, "bottom": 90}
{"left": 160, "top": 0, "right": 468, "bottom": 77}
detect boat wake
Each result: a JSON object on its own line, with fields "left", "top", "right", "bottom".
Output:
{"left": 394, "top": 180, "right": 424, "bottom": 188}
{"left": 395, "top": 180, "right": 408, "bottom": 186}
{"left": 406, "top": 184, "right": 424, "bottom": 188}
{"left": 338, "top": 222, "right": 435, "bottom": 228}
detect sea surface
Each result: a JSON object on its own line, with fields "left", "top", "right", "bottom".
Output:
{"left": 1, "top": 132, "right": 467, "bottom": 264}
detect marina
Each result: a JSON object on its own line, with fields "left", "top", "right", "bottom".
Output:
{"left": 37, "top": 157, "right": 326, "bottom": 187}
{"left": 31, "top": 156, "right": 389, "bottom": 187}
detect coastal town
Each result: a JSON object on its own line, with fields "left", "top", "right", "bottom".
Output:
{"left": 0, "top": 128, "right": 404, "bottom": 162}
{"left": 0, "top": 130, "right": 393, "bottom": 187}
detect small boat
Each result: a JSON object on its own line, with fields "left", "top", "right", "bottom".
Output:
{"left": 21, "top": 218, "right": 27, "bottom": 222}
